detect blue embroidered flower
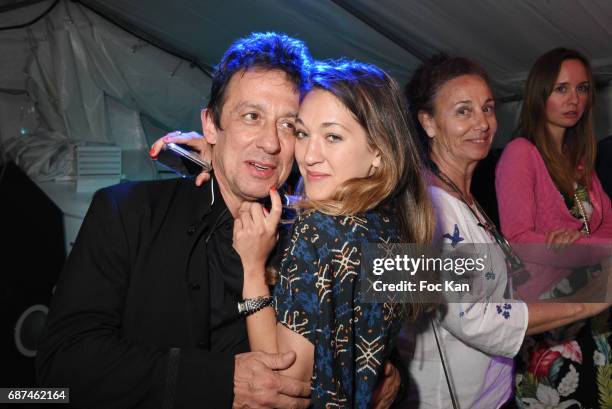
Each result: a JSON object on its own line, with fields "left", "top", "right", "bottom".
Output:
{"left": 443, "top": 224, "right": 464, "bottom": 248}
{"left": 496, "top": 303, "right": 511, "bottom": 319}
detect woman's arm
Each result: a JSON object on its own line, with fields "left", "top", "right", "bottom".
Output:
{"left": 432, "top": 185, "right": 610, "bottom": 357}
{"left": 241, "top": 269, "right": 277, "bottom": 353}
{"left": 237, "top": 200, "right": 408, "bottom": 406}
{"left": 276, "top": 324, "right": 314, "bottom": 381}
{"left": 241, "top": 268, "right": 315, "bottom": 381}
{"left": 494, "top": 144, "right": 612, "bottom": 333}
{"left": 496, "top": 139, "right": 548, "bottom": 243}
{"left": 525, "top": 262, "right": 612, "bottom": 334}
{"left": 496, "top": 140, "right": 610, "bottom": 283}
{"left": 234, "top": 191, "right": 314, "bottom": 381}
{"left": 233, "top": 190, "right": 282, "bottom": 354}
{"left": 431, "top": 187, "right": 529, "bottom": 357}
{"left": 525, "top": 302, "right": 608, "bottom": 335}
{"left": 497, "top": 140, "right": 611, "bottom": 244}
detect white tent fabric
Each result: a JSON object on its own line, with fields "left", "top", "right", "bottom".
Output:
{"left": 78, "top": 0, "right": 612, "bottom": 146}
{"left": 0, "top": 0, "right": 208, "bottom": 180}
{"left": 0, "top": 0, "right": 611, "bottom": 181}
{"left": 79, "top": 0, "right": 612, "bottom": 95}
{"left": 79, "top": 0, "right": 423, "bottom": 83}
{"left": 346, "top": 0, "right": 612, "bottom": 94}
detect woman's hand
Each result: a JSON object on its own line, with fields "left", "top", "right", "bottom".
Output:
{"left": 546, "top": 228, "right": 582, "bottom": 249}
{"left": 559, "top": 265, "right": 612, "bottom": 319}
{"left": 149, "top": 131, "right": 212, "bottom": 186}
{"left": 233, "top": 188, "right": 282, "bottom": 276}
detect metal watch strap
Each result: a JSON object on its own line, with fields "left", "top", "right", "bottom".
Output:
{"left": 237, "top": 296, "right": 274, "bottom": 316}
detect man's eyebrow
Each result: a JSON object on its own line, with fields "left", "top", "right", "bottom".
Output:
{"left": 283, "top": 111, "right": 298, "bottom": 118}
{"left": 232, "top": 102, "right": 265, "bottom": 112}
{"left": 232, "top": 102, "right": 297, "bottom": 118}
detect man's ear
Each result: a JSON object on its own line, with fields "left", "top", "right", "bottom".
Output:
{"left": 418, "top": 111, "right": 436, "bottom": 139}
{"left": 201, "top": 108, "right": 218, "bottom": 145}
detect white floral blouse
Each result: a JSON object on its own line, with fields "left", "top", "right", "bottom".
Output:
{"left": 398, "top": 187, "right": 529, "bottom": 408}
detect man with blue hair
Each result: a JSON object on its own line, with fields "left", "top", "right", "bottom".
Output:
{"left": 37, "top": 32, "right": 313, "bottom": 409}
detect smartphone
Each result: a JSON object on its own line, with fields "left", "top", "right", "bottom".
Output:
{"left": 165, "top": 142, "right": 211, "bottom": 171}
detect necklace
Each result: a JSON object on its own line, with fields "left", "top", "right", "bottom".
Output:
{"left": 573, "top": 191, "right": 591, "bottom": 236}
{"left": 434, "top": 169, "right": 528, "bottom": 286}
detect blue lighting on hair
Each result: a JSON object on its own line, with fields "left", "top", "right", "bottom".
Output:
{"left": 206, "top": 32, "right": 313, "bottom": 129}
{"left": 310, "top": 59, "right": 386, "bottom": 90}
{"left": 215, "top": 32, "right": 312, "bottom": 93}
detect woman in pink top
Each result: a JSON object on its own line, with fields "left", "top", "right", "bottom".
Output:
{"left": 496, "top": 48, "right": 612, "bottom": 409}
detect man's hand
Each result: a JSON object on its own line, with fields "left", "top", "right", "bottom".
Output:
{"left": 149, "top": 131, "right": 212, "bottom": 186}
{"left": 233, "top": 351, "right": 310, "bottom": 409}
{"left": 371, "top": 361, "right": 401, "bottom": 409}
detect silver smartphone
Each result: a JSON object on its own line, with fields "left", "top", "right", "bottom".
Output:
{"left": 165, "top": 142, "right": 211, "bottom": 172}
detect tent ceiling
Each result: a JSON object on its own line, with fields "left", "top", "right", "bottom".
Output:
{"left": 78, "top": 0, "right": 612, "bottom": 100}
{"left": 4, "top": 0, "right": 612, "bottom": 99}
{"left": 344, "top": 0, "right": 612, "bottom": 96}
{"left": 0, "top": 0, "right": 23, "bottom": 7}
{"left": 79, "top": 0, "right": 423, "bottom": 81}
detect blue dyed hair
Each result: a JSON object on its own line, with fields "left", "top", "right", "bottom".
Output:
{"left": 206, "top": 32, "right": 312, "bottom": 129}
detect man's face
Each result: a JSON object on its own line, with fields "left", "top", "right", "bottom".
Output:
{"left": 203, "top": 69, "right": 298, "bottom": 211}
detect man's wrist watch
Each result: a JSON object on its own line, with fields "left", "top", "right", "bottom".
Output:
{"left": 237, "top": 295, "right": 275, "bottom": 316}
